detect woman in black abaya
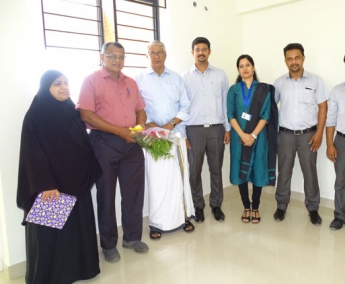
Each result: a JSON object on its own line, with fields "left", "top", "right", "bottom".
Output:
{"left": 17, "top": 70, "right": 102, "bottom": 284}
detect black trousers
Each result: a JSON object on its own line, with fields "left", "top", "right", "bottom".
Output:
{"left": 239, "top": 182, "right": 262, "bottom": 210}
{"left": 90, "top": 130, "right": 145, "bottom": 249}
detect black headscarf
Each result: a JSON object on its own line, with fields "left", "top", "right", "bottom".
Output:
{"left": 17, "top": 70, "right": 101, "bottom": 212}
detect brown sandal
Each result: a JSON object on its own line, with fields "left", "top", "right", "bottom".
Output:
{"left": 183, "top": 220, "right": 195, "bottom": 233}
{"left": 251, "top": 210, "right": 261, "bottom": 224}
{"left": 149, "top": 231, "right": 162, "bottom": 240}
{"left": 241, "top": 209, "right": 251, "bottom": 223}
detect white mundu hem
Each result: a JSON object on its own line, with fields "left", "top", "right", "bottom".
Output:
{"left": 144, "top": 133, "right": 195, "bottom": 231}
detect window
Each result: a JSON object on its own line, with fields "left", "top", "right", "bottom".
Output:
{"left": 41, "top": 0, "right": 165, "bottom": 90}
{"left": 41, "top": 0, "right": 103, "bottom": 67}
{"left": 102, "top": 0, "right": 166, "bottom": 75}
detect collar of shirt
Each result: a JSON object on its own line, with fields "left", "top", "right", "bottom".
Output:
{"left": 100, "top": 66, "right": 125, "bottom": 81}
{"left": 147, "top": 65, "right": 170, "bottom": 76}
{"left": 192, "top": 63, "right": 215, "bottom": 75}
{"left": 286, "top": 69, "right": 310, "bottom": 80}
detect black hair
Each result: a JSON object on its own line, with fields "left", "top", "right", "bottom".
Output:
{"left": 235, "top": 54, "right": 259, "bottom": 83}
{"left": 283, "top": 43, "right": 304, "bottom": 57}
{"left": 191, "top": 37, "right": 210, "bottom": 49}
{"left": 101, "top": 42, "right": 125, "bottom": 54}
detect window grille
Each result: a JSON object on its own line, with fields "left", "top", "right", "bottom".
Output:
{"left": 41, "top": 0, "right": 103, "bottom": 67}
{"left": 41, "top": 0, "right": 165, "bottom": 78}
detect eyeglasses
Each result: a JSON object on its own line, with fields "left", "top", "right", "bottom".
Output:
{"left": 148, "top": 51, "right": 165, "bottom": 58}
{"left": 193, "top": 48, "right": 208, "bottom": 53}
{"left": 104, "top": 54, "right": 125, "bottom": 61}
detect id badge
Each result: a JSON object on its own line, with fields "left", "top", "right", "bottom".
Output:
{"left": 241, "top": 112, "right": 252, "bottom": 121}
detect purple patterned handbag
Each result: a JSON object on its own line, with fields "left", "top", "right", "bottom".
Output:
{"left": 25, "top": 192, "right": 77, "bottom": 229}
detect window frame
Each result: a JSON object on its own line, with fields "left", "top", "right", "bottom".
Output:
{"left": 40, "top": 0, "right": 104, "bottom": 53}
{"left": 40, "top": 0, "right": 165, "bottom": 72}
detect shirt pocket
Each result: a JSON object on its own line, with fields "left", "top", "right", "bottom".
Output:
{"left": 300, "top": 88, "right": 315, "bottom": 105}
{"left": 205, "top": 81, "right": 221, "bottom": 97}
{"left": 164, "top": 84, "right": 180, "bottom": 103}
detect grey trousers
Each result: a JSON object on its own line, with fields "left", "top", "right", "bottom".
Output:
{"left": 275, "top": 130, "right": 320, "bottom": 211}
{"left": 186, "top": 124, "right": 225, "bottom": 209}
{"left": 333, "top": 134, "right": 345, "bottom": 221}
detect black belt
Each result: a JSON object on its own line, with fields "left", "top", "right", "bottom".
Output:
{"left": 187, "top": 124, "right": 223, "bottom": 128}
{"left": 337, "top": 131, "right": 345, "bottom": 137}
{"left": 279, "top": 125, "right": 317, "bottom": 135}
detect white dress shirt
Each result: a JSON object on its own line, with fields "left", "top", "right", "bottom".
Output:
{"left": 135, "top": 66, "right": 190, "bottom": 137}
{"left": 274, "top": 70, "right": 329, "bottom": 130}
{"left": 326, "top": 81, "right": 345, "bottom": 133}
{"left": 181, "top": 64, "right": 231, "bottom": 131}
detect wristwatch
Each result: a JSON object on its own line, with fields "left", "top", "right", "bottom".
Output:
{"left": 170, "top": 119, "right": 176, "bottom": 127}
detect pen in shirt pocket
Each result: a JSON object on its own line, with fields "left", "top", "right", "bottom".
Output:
{"left": 305, "top": 85, "right": 314, "bottom": 90}
{"left": 126, "top": 87, "right": 130, "bottom": 94}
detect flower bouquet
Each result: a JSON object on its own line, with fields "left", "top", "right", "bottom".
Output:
{"left": 129, "top": 125, "right": 175, "bottom": 161}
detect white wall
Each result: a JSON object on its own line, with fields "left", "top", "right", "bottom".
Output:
{"left": 237, "top": 0, "right": 303, "bottom": 14}
{"left": 0, "top": 0, "right": 44, "bottom": 270}
{"left": 0, "top": 0, "right": 241, "bottom": 273}
{"left": 159, "top": 0, "right": 242, "bottom": 192}
{"left": 241, "top": 0, "right": 345, "bottom": 199}
{"left": 0, "top": 172, "right": 4, "bottom": 271}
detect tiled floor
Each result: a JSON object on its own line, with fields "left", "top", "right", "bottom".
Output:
{"left": 1, "top": 187, "right": 345, "bottom": 284}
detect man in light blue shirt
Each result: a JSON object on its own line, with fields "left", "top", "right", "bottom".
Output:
{"left": 181, "top": 37, "right": 230, "bottom": 222}
{"left": 135, "top": 40, "right": 195, "bottom": 240}
{"left": 325, "top": 55, "right": 345, "bottom": 230}
{"left": 273, "top": 43, "right": 329, "bottom": 225}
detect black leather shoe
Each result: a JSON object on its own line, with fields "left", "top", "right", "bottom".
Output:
{"left": 273, "top": 208, "right": 286, "bottom": 221}
{"left": 329, "top": 218, "right": 344, "bottom": 230}
{"left": 309, "top": 210, "right": 322, "bottom": 226}
{"left": 195, "top": 208, "right": 204, "bottom": 222}
{"left": 212, "top": 207, "right": 225, "bottom": 221}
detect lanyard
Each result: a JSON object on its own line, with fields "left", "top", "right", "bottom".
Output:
{"left": 241, "top": 81, "right": 253, "bottom": 110}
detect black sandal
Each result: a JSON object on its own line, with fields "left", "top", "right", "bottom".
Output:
{"left": 183, "top": 220, "right": 195, "bottom": 233}
{"left": 149, "top": 231, "right": 162, "bottom": 240}
{"left": 252, "top": 210, "right": 261, "bottom": 224}
{"left": 241, "top": 209, "right": 251, "bottom": 223}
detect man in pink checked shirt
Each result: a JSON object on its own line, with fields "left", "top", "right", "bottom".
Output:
{"left": 76, "top": 42, "right": 148, "bottom": 263}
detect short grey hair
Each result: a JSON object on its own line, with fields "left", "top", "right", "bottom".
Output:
{"left": 147, "top": 40, "right": 166, "bottom": 53}
{"left": 101, "top": 42, "right": 125, "bottom": 54}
